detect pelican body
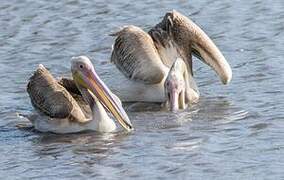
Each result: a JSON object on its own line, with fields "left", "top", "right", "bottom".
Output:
{"left": 26, "top": 56, "right": 133, "bottom": 133}
{"left": 109, "top": 10, "right": 232, "bottom": 111}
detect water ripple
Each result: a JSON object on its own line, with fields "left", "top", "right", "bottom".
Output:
{"left": 0, "top": 0, "right": 283, "bottom": 179}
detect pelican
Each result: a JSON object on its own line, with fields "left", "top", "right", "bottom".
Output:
{"left": 26, "top": 56, "right": 133, "bottom": 133}
{"left": 108, "top": 10, "right": 232, "bottom": 111}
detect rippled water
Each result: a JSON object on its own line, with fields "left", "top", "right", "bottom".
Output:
{"left": 0, "top": 0, "right": 283, "bottom": 179}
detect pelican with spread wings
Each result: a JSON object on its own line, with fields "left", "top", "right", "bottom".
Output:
{"left": 109, "top": 10, "right": 232, "bottom": 111}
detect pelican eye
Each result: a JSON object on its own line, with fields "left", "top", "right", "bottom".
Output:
{"left": 79, "top": 64, "right": 84, "bottom": 69}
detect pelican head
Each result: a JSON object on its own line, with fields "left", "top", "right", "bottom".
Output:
{"left": 164, "top": 58, "right": 198, "bottom": 111}
{"left": 71, "top": 56, "right": 133, "bottom": 131}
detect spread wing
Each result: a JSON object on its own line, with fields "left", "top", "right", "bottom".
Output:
{"left": 27, "top": 65, "right": 89, "bottom": 123}
{"left": 110, "top": 25, "right": 166, "bottom": 84}
{"left": 149, "top": 10, "right": 232, "bottom": 84}
{"left": 148, "top": 10, "right": 195, "bottom": 75}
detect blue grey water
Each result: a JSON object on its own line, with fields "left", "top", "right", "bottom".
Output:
{"left": 0, "top": 0, "right": 283, "bottom": 179}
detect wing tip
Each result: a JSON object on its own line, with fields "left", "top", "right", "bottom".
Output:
{"left": 109, "top": 25, "right": 141, "bottom": 36}
{"left": 109, "top": 26, "right": 127, "bottom": 36}
{"left": 38, "top": 64, "right": 45, "bottom": 69}
{"left": 165, "top": 9, "right": 179, "bottom": 17}
{"left": 36, "top": 64, "right": 48, "bottom": 73}
{"left": 222, "top": 68, "right": 233, "bottom": 85}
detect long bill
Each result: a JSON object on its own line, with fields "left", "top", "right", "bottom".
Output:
{"left": 74, "top": 68, "right": 133, "bottom": 131}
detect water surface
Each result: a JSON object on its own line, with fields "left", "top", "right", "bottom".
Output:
{"left": 0, "top": 0, "right": 283, "bottom": 179}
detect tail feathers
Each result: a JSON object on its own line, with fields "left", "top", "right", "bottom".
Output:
{"left": 17, "top": 112, "right": 38, "bottom": 124}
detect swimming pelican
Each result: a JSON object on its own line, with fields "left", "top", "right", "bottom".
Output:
{"left": 26, "top": 56, "right": 133, "bottom": 133}
{"left": 109, "top": 10, "right": 232, "bottom": 111}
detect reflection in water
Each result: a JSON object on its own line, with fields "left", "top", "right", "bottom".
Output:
{"left": 0, "top": 0, "right": 284, "bottom": 179}
{"left": 32, "top": 129, "right": 130, "bottom": 155}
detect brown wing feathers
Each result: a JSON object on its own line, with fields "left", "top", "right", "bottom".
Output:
{"left": 27, "top": 65, "right": 87, "bottom": 122}
{"left": 111, "top": 26, "right": 166, "bottom": 84}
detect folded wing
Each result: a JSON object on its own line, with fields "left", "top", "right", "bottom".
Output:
{"left": 27, "top": 65, "right": 89, "bottom": 123}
